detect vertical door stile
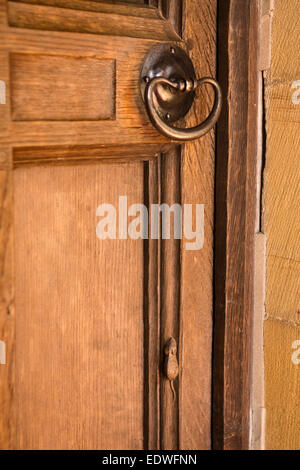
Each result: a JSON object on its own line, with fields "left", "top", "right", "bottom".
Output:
{"left": 0, "top": 3, "right": 16, "bottom": 447}
{"left": 160, "top": 148, "right": 181, "bottom": 450}
{"left": 144, "top": 157, "right": 160, "bottom": 450}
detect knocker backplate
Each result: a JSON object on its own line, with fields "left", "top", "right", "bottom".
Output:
{"left": 140, "top": 44, "right": 196, "bottom": 123}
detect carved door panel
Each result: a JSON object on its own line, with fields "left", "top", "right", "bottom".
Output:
{"left": 0, "top": 0, "right": 217, "bottom": 449}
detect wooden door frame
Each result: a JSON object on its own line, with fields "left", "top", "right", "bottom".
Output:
{"left": 213, "top": 0, "right": 260, "bottom": 450}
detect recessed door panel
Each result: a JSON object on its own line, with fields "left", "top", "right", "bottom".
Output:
{"left": 14, "top": 162, "right": 144, "bottom": 449}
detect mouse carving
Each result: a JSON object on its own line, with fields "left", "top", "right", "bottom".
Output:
{"left": 164, "top": 337, "right": 179, "bottom": 401}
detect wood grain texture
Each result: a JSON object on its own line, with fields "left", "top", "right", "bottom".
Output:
{"left": 0, "top": 18, "right": 16, "bottom": 448}
{"left": 179, "top": 0, "right": 217, "bottom": 450}
{"left": 11, "top": 53, "right": 115, "bottom": 121}
{"left": 14, "top": 162, "right": 145, "bottom": 449}
{"left": 157, "top": 0, "right": 182, "bottom": 35}
{"left": 8, "top": 1, "right": 180, "bottom": 40}
{"left": 0, "top": 165, "right": 16, "bottom": 450}
{"left": 13, "top": 144, "right": 171, "bottom": 167}
{"left": 0, "top": 0, "right": 174, "bottom": 450}
{"left": 213, "top": 0, "right": 259, "bottom": 449}
{"left": 1, "top": 28, "right": 170, "bottom": 146}
{"left": 0, "top": 51, "right": 10, "bottom": 148}
{"left": 144, "top": 158, "right": 160, "bottom": 450}
{"left": 263, "top": 0, "right": 300, "bottom": 449}
{"left": 160, "top": 149, "right": 180, "bottom": 450}
{"left": 10, "top": 0, "right": 160, "bottom": 18}
{"left": 0, "top": 0, "right": 220, "bottom": 450}
{"left": 0, "top": 0, "right": 6, "bottom": 26}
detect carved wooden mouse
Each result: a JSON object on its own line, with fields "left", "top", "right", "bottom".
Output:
{"left": 164, "top": 337, "right": 179, "bottom": 400}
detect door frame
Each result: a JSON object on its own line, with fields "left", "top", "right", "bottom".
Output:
{"left": 213, "top": 0, "right": 260, "bottom": 450}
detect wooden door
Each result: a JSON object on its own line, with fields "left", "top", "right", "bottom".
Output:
{"left": 0, "top": 0, "right": 217, "bottom": 450}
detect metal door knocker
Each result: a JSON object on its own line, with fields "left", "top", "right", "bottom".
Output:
{"left": 140, "top": 44, "right": 222, "bottom": 141}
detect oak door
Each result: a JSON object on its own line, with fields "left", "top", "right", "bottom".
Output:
{"left": 0, "top": 0, "right": 216, "bottom": 450}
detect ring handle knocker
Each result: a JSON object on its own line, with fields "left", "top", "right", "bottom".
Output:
{"left": 144, "top": 76, "right": 222, "bottom": 142}
{"left": 140, "top": 44, "right": 222, "bottom": 142}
